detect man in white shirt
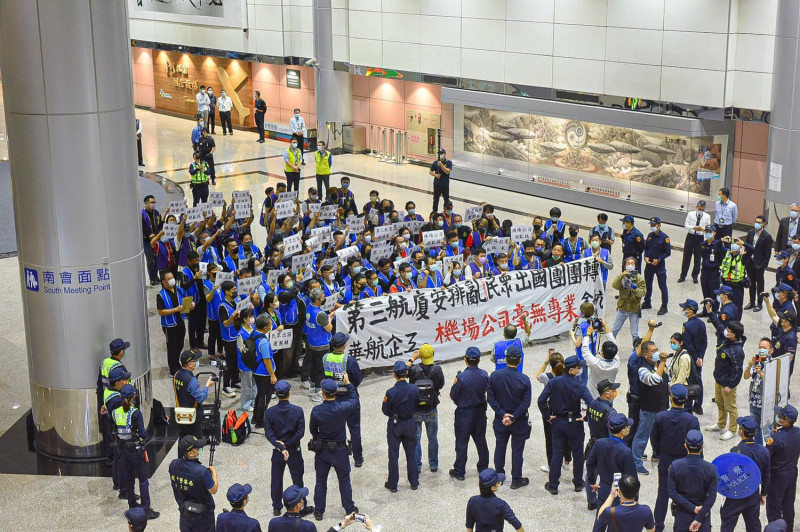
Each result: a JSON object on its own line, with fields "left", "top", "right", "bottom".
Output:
{"left": 678, "top": 200, "right": 711, "bottom": 284}
{"left": 714, "top": 187, "right": 737, "bottom": 240}
{"left": 580, "top": 319, "right": 618, "bottom": 399}
{"left": 290, "top": 108, "right": 307, "bottom": 165}
{"left": 217, "top": 89, "right": 233, "bottom": 136}
{"left": 196, "top": 85, "right": 211, "bottom": 126}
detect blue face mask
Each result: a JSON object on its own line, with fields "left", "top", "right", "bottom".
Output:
{"left": 598, "top": 224, "right": 606, "bottom": 230}
{"left": 342, "top": 182, "right": 349, "bottom": 189}
{"left": 453, "top": 269, "right": 462, "bottom": 277}
{"left": 792, "top": 211, "right": 799, "bottom": 219}
{"left": 669, "top": 343, "right": 680, "bottom": 351}
{"left": 650, "top": 226, "right": 658, "bottom": 233}
{"left": 731, "top": 243, "right": 740, "bottom": 252}
{"left": 754, "top": 222, "right": 762, "bottom": 231}
{"left": 704, "top": 232, "right": 714, "bottom": 239}
{"left": 449, "top": 241, "right": 459, "bottom": 249}
{"left": 551, "top": 217, "right": 559, "bottom": 223}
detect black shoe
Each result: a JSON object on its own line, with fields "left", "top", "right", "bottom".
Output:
{"left": 300, "top": 506, "right": 315, "bottom": 517}
{"left": 693, "top": 406, "right": 704, "bottom": 415}
{"left": 651, "top": 454, "right": 660, "bottom": 463}
{"left": 657, "top": 306, "right": 668, "bottom": 315}
{"left": 430, "top": 467, "right": 438, "bottom": 472}
{"left": 354, "top": 458, "right": 363, "bottom": 467}
{"left": 257, "top": 139, "right": 265, "bottom": 143}
{"left": 384, "top": 482, "right": 397, "bottom": 493}
{"left": 588, "top": 502, "right": 598, "bottom": 511}
{"left": 139, "top": 162, "right": 145, "bottom": 167}
{"left": 510, "top": 478, "right": 529, "bottom": 490}
{"left": 744, "top": 302, "right": 755, "bottom": 310}
{"left": 410, "top": 484, "right": 419, "bottom": 490}
{"left": 677, "top": 277, "right": 686, "bottom": 283}
{"left": 544, "top": 482, "right": 558, "bottom": 495}
{"left": 223, "top": 132, "right": 227, "bottom": 136}
{"left": 301, "top": 161, "right": 306, "bottom": 165}
{"left": 692, "top": 278, "right": 699, "bottom": 284}
{"left": 273, "top": 508, "right": 282, "bottom": 516}
{"left": 149, "top": 280, "right": 159, "bottom": 286}
{"left": 314, "top": 511, "right": 324, "bottom": 521}
{"left": 146, "top": 508, "right": 160, "bottom": 520}
{"left": 119, "top": 492, "right": 140, "bottom": 501}
{"left": 754, "top": 305, "right": 763, "bottom": 312}
{"left": 112, "top": 483, "right": 119, "bottom": 490}
{"left": 641, "top": 302, "right": 652, "bottom": 310}
{"left": 448, "top": 469, "right": 465, "bottom": 481}
{"left": 574, "top": 482, "right": 586, "bottom": 492}
{"left": 230, "top": 131, "right": 233, "bottom": 135}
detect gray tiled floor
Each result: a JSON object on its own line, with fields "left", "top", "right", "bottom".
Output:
{"left": 0, "top": 110, "right": 795, "bottom": 531}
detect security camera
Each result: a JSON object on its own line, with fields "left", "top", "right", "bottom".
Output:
{"left": 305, "top": 57, "right": 318, "bottom": 68}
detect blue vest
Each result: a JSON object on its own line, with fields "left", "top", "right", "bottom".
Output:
{"left": 182, "top": 267, "right": 200, "bottom": 300}
{"left": 419, "top": 270, "right": 444, "bottom": 288}
{"left": 218, "top": 299, "right": 239, "bottom": 342}
{"left": 280, "top": 298, "right": 299, "bottom": 326}
{"left": 304, "top": 304, "right": 331, "bottom": 348}
{"left": 169, "top": 457, "right": 215, "bottom": 512}
{"left": 494, "top": 338, "right": 524, "bottom": 372}
{"left": 173, "top": 368, "right": 197, "bottom": 408}
{"left": 159, "top": 287, "right": 182, "bottom": 328}
{"left": 204, "top": 280, "right": 221, "bottom": 321}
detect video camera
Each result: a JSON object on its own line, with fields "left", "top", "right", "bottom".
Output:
{"left": 591, "top": 316, "right": 604, "bottom": 333}
{"left": 210, "top": 357, "right": 227, "bottom": 371}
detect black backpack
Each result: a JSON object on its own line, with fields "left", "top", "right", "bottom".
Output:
{"left": 240, "top": 333, "right": 267, "bottom": 371}
{"left": 413, "top": 365, "right": 436, "bottom": 408}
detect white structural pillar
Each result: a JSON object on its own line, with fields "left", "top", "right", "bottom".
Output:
{"left": 0, "top": 0, "right": 151, "bottom": 459}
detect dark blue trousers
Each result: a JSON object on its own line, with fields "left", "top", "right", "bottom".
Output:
{"left": 387, "top": 419, "right": 418, "bottom": 489}
{"left": 644, "top": 264, "right": 668, "bottom": 307}
{"left": 347, "top": 404, "right": 362, "bottom": 461}
{"left": 120, "top": 448, "right": 150, "bottom": 510}
{"left": 452, "top": 407, "right": 489, "bottom": 476}
{"left": 314, "top": 446, "right": 355, "bottom": 515}
{"left": 549, "top": 418, "right": 584, "bottom": 487}
{"left": 720, "top": 492, "right": 761, "bottom": 532}
{"left": 179, "top": 511, "right": 215, "bottom": 532}
{"left": 654, "top": 455, "right": 677, "bottom": 530}
{"left": 271, "top": 448, "right": 305, "bottom": 511}
{"left": 674, "top": 510, "right": 711, "bottom": 531}
{"left": 493, "top": 416, "right": 529, "bottom": 482}
{"left": 766, "top": 469, "right": 797, "bottom": 529}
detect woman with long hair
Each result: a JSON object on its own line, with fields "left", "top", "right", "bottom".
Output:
{"left": 535, "top": 351, "right": 572, "bottom": 472}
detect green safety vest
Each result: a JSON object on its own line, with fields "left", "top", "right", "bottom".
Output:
{"left": 112, "top": 406, "right": 137, "bottom": 441}
{"left": 103, "top": 388, "right": 120, "bottom": 411}
{"left": 285, "top": 148, "right": 301, "bottom": 172}
{"left": 190, "top": 162, "right": 209, "bottom": 184}
{"left": 315, "top": 150, "right": 331, "bottom": 175}
{"left": 322, "top": 352, "right": 349, "bottom": 392}
{"left": 720, "top": 251, "right": 745, "bottom": 283}
{"left": 99, "top": 357, "right": 123, "bottom": 388}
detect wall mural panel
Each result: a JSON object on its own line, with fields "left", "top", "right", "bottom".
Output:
{"left": 462, "top": 106, "right": 723, "bottom": 196}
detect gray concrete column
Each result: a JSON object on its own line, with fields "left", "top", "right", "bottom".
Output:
{"left": 767, "top": 0, "right": 800, "bottom": 206}
{"left": 313, "top": 0, "right": 352, "bottom": 148}
{"left": 0, "top": 0, "right": 151, "bottom": 459}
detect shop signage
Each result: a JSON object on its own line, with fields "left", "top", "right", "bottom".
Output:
{"left": 286, "top": 69, "right": 301, "bottom": 89}
{"left": 159, "top": 89, "right": 173, "bottom": 99}
{"left": 366, "top": 67, "right": 403, "bottom": 79}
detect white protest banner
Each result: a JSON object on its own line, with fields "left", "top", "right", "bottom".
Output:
{"left": 423, "top": 230, "right": 445, "bottom": 246}
{"left": 760, "top": 354, "right": 791, "bottom": 443}
{"left": 233, "top": 201, "right": 252, "bottom": 219}
{"left": 321, "top": 257, "right": 339, "bottom": 270}
{"left": 292, "top": 252, "right": 314, "bottom": 273}
{"left": 197, "top": 203, "right": 212, "bottom": 218}
{"left": 511, "top": 225, "right": 534, "bottom": 242}
{"left": 266, "top": 268, "right": 288, "bottom": 287}
{"left": 373, "top": 225, "right": 396, "bottom": 242}
{"left": 278, "top": 190, "right": 298, "bottom": 202}
{"left": 335, "top": 257, "right": 604, "bottom": 368}
{"left": 162, "top": 223, "right": 179, "bottom": 239}
{"left": 368, "top": 208, "right": 379, "bottom": 220}
{"left": 337, "top": 246, "right": 360, "bottom": 263}
{"left": 237, "top": 276, "right": 262, "bottom": 296}
{"left": 238, "top": 259, "right": 250, "bottom": 271}
{"left": 464, "top": 206, "right": 483, "bottom": 222}
{"left": 186, "top": 207, "right": 204, "bottom": 224}
{"left": 236, "top": 296, "right": 252, "bottom": 312}
{"left": 369, "top": 244, "right": 394, "bottom": 263}
{"left": 405, "top": 220, "right": 426, "bottom": 232}
{"left": 311, "top": 225, "right": 332, "bottom": 244}
{"left": 215, "top": 271, "right": 234, "bottom": 287}
{"left": 197, "top": 262, "right": 208, "bottom": 280}
{"left": 208, "top": 191, "right": 224, "bottom": 208}
{"left": 232, "top": 190, "right": 250, "bottom": 202}
{"left": 308, "top": 202, "right": 321, "bottom": 215}
{"left": 306, "top": 236, "right": 322, "bottom": 252}
{"left": 274, "top": 200, "right": 296, "bottom": 219}
{"left": 283, "top": 234, "right": 303, "bottom": 257}
{"left": 321, "top": 294, "right": 338, "bottom": 311}
{"left": 168, "top": 200, "right": 187, "bottom": 218}
{"left": 347, "top": 216, "right": 365, "bottom": 234}
{"left": 319, "top": 204, "right": 338, "bottom": 220}
{"left": 441, "top": 255, "right": 462, "bottom": 272}
{"left": 483, "top": 237, "right": 510, "bottom": 255}
{"left": 270, "top": 329, "right": 294, "bottom": 350}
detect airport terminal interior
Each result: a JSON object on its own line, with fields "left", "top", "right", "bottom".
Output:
{"left": 0, "top": 0, "right": 798, "bottom": 531}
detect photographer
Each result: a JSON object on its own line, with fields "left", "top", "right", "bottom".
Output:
{"left": 769, "top": 283, "right": 796, "bottom": 315}
{"left": 610, "top": 257, "right": 647, "bottom": 341}
{"left": 571, "top": 302, "right": 598, "bottom": 387}
{"left": 705, "top": 286, "right": 741, "bottom": 345}
{"left": 580, "top": 318, "right": 619, "bottom": 400}
{"left": 743, "top": 338, "right": 773, "bottom": 444}
{"left": 764, "top": 296, "right": 798, "bottom": 372}
{"left": 174, "top": 350, "right": 216, "bottom": 438}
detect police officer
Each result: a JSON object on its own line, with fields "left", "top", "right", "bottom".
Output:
{"left": 465, "top": 469, "right": 524, "bottom": 532}
{"left": 678, "top": 200, "right": 710, "bottom": 283}
{"left": 620, "top": 215, "right": 646, "bottom": 272}
{"left": 719, "top": 416, "right": 770, "bottom": 532}
{"left": 216, "top": 483, "right": 260, "bottom": 531}
{"left": 189, "top": 150, "right": 210, "bottom": 207}
{"left": 382, "top": 360, "right": 420, "bottom": 492}
{"left": 586, "top": 412, "right": 637, "bottom": 506}
{"left": 705, "top": 285, "right": 741, "bottom": 345}
{"left": 650, "top": 384, "right": 700, "bottom": 531}
{"left": 125, "top": 506, "right": 148, "bottom": 532}
{"left": 104, "top": 366, "right": 132, "bottom": 500}
{"left": 766, "top": 404, "right": 800, "bottom": 528}
{"left": 642, "top": 217, "right": 671, "bottom": 315}
{"left": 766, "top": 305, "right": 798, "bottom": 376}
{"left": 697, "top": 226, "right": 725, "bottom": 317}
{"left": 719, "top": 235, "right": 751, "bottom": 310}
{"left": 584, "top": 379, "right": 620, "bottom": 510}
{"left": 268, "top": 486, "right": 316, "bottom": 531}
{"left": 309, "top": 377, "right": 359, "bottom": 521}
{"left": 449, "top": 347, "right": 490, "bottom": 481}
{"left": 680, "top": 299, "right": 708, "bottom": 414}
{"left": 197, "top": 128, "right": 216, "bottom": 186}
{"left": 322, "top": 332, "right": 364, "bottom": 467}
{"left": 169, "top": 435, "right": 219, "bottom": 532}
{"left": 667, "top": 430, "right": 717, "bottom": 532}
{"left": 98, "top": 337, "right": 130, "bottom": 398}
{"left": 264, "top": 380, "right": 314, "bottom": 517}
{"left": 174, "top": 350, "right": 216, "bottom": 438}
{"left": 705, "top": 321, "right": 745, "bottom": 442}
{"left": 114, "top": 384, "right": 160, "bottom": 519}
{"left": 538, "top": 355, "right": 592, "bottom": 494}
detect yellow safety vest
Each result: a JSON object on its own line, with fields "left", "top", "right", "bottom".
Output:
{"left": 315, "top": 150, "right": 331, "bottom": 175}
{"left": 285, "top": 148, "right": 301, "bottom": 173}
{"left": 190, "top": 162, "right": 209, "bottom": 184}
{"left": 720, "top": 251, "right": 745, "bottom": 282}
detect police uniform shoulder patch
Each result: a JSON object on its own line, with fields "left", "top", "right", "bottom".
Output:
{"left": 382, "top": 396, "right": 388, "bottom": 403}
{"left": 721, "top": 352, "right": 727, "bottom": 359}
{"left": 766, "top": 437, "right": 774, "bottom": 446}
{"left": 721, "top": 314, "right": 728, "bottom": 321}
{"left": 776, "top": 342, "right": 782, "bottom": 349}
{"left": 788, "top": 275, "right": 794, "bottom": 281}
{"left": 453, "top": 378, "right": 458, "bottom": 385}
{"left": 636, "top": 237, "right": 642, "bottom": 242}
{"left": 665, "top": 238, "right": 670, "bottom": 244}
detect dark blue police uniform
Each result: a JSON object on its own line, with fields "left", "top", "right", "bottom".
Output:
{"left": 643, "top": 223, "right": 671, "bottom": 309}
{"left": 489, "top": 367, "right": 532, "bottom": 484}
{"left": 699, "top": 237, "right": 725, "bottom": 312}
{"left": 621, "top": 220, "right": 646, "bottom": 272}
{"left": 264, "top": 396, "right": 306, "bottom": 513}
{"left": 682, "top": 313, "right": 708, "bottom": 411}
{"left": 216, "top": 509, "right": 261, "bottom": 532}
{"left": 586, "top": 434, "right": 637, "bottom": 503}
{"left": 537, "top": 360, "right": 592, "bottom": 490}
{"left": 709, "top": 299, "right": 741, "bottom": 344}
{"left": 720, "top": 433, "right": 770, "bottom": 532}
{"left": 113, "top": 402, "right": 151, "bottom": 512}
{"left": 766, "top": 415, "right": 800, "bottom": 527}
{"left": 382, "top": 368, "right": 420, "bottom": 490}
{"left": 650, "top": 401, "right": 700, "bottom": 530}
{"left": 267, "top": 514, "right": 316, "bottom": 532}
{"left": 585, "top": 396, "right": 615, "bottom": 505}
{"left": 771, "top": 325, "right": 798, "bottom": 376}
{"left": 169, "top": 457, "right": 216, "bottom": 531}
{"left": 668, "top": 452, "right": 717, "bottom": 532}
{"left": 465, "top": 493, "right": 523, "bottom": 531}
{"left": 450, "top": 351, "right": 490, "bottom": 478}
{"left": 309, "top": 382, "right": 359, "bottom": 516}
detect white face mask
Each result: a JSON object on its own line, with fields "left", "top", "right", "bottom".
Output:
{"left": 625, "top": 264, "right": 635, "bottom": 271}
{"left": 167, "top": 278, "right": 176, "bottom": 287}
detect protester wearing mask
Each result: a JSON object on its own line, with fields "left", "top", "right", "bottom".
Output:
{"left": 236, "top": 308, "right": 257, "bottom": 414}
{"left": 445, "top": 261, "right": 466, "bottom": 286}
{"left": 630, "top": 340, "right": 670, "bottom": 475}
{"left": 544, "top": 207, "right": 566, "bottom": 243}
{"left": 418, "top": 256, "right": 444, "bottom": 289}
{"left": 561, "top": 224, "right": 586, "bottom": 262}
{"left": 592, "top": 213, "right": 615, "bottom": 252}
{"left": 583, "top": 233, "right": 614, "bottom": 286}
{"left": 610, "top": 257, "right": 647, "bottom": 341}
{"left": 490, "top": 253, "right": 513, "bottom": 276}
{"left": 544, "top": 244, "right": 566, "bottom": 267}
{"left": 514, "top": 240, "right": 543, "bottom": 270}
{"left": 157, "top": 270, "right": 192, "bottom": 375}
{"left": 666, "top": 333, "right": 692, "bottom": 389}
{"left": 390, "top": 263, "right": 417, "bottom": 293}
{"left": 466, "top": 248, "right": 492, "bottom": 279}
{"left": 743, "top": 338, "right": 773, "bottom": 445}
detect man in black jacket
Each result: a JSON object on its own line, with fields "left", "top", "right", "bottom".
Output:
{"left": 406, "top": 344, "right": 445, "bottom": 474}
{"left": 744, "top": 215, "right": 774, "bottom": 311}
{"left": 774, "top": 203, "right": 800, "bottom": 253}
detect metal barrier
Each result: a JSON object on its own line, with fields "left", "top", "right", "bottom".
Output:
{"left": 379, "top": 128, "right": 387, "bottom": 161}
{"left": 369, "top": 125, "right": 376, "bottom": 157}
{"left": 387, "top": 129, "right": 395, "bottom": 162}
{"left": 395, "top": 130, "right": 404, "bottom": 165}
